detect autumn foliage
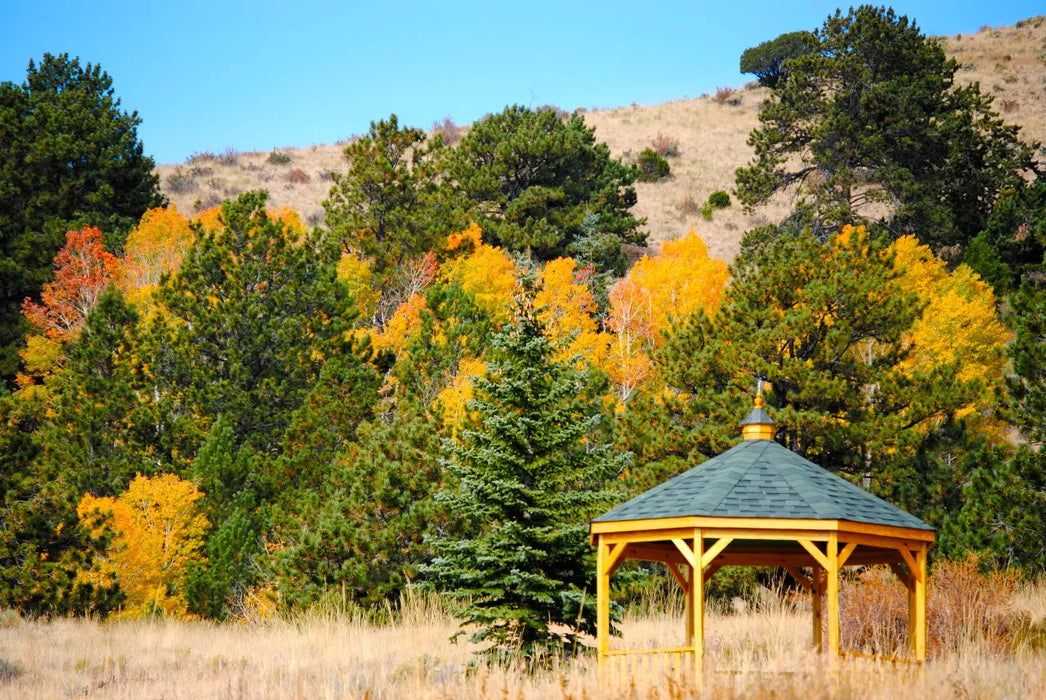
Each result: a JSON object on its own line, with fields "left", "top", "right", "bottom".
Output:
{"left": 21, "top": 226, "right": 122, "bottom": 344}
{"left": 77, "top": 473, "right": 209, "bottom": 619}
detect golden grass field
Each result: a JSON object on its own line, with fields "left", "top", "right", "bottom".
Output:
{"left": 3, "top": 579, "right": 1044, "bottom": 700}
{"left": 153, "top": 16, "right": 1046, "bottom": 263}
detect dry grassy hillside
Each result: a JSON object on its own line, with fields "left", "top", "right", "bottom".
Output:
{"left": 154, "top": 16, "right": 1046, "bottom": 263}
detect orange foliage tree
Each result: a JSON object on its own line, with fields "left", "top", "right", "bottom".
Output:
{"left": 77, "top": 473, "right": 209, "bottom": 619}
{"left": 21, "top": 226, "right": 123, "bottom": 344}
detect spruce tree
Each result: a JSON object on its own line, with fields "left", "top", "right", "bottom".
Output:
{"left": 426, "top": 295, "right": 625, "bottom": 661}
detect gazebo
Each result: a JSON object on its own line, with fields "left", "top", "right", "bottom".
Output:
{"left": 589, "top": 397, "right": 935, "bottom": 678}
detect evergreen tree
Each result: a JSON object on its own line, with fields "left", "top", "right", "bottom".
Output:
{"left": 0, "top": 288, "right": 146, "bottom": 614}
{"left": 448, "top": 106, "right": 643, "bottom": 273}
{"left": 426, "top": 297, "right": 625, "bottom": 661}
{"left": 735, "top": 6, "right": 1034, "bottom": 252}
{"left": 0, "top": 54, "right": 163, "bottom": 383}
{"left": 141, "top": 191, "right": 355, "bottom": 615}
{"left": 147, "top": 191, "right": 352, "bottom": 458}
{"left": 323, "top": 114, "right": 447, "bottom": 276}
{"left": 1008, "top": 278, "right": 1046, "bottom": 445}
{"left": 272, "top": 400, "right": 448, "bottom": 609}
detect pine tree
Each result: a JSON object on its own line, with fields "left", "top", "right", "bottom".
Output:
{"left": 426, "top": 296, "right": 625, "bottom": 661}
{"left": 0, "top": 53, "right": 163, "bottom": 383}
{"left": 272, "top": 400, "right": 448, "bottom": 608}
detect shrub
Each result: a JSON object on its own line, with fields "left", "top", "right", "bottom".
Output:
{"left": 288, "top": 168, "right": 309, "bottom": 184}
{"left": 217, "top": 146, "right": 240, "bottom": 166}
{"left": 651, "top": 134, "right": 680, "bottom": 158}
{"left": 713, "top": 86, "right": 735, "bottom": 105}
{"left": 267, "top": 151, "right": 292, "bottom": 165}
{"left": 166, "top": 167, "right": 198, "bottom": 194}
{"left": 637, "top": 148, "right": 671, "bottom": 182}
{"left": 431, "top": 116, "right": 462, "bottom": 146}
{"left": 840, "top": 558, "right": 1023, "bottom": 657}
{"left": 708, "top": 190, "right": 731, "bottom": 209}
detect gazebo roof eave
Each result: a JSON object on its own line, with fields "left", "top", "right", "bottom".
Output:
{"left": 589, "top": 514, "right": 936, "bottom": 546}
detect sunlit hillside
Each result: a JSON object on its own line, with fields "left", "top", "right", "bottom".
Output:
{"left": 154, "top": 16, "right": 1046, "bottom": 262}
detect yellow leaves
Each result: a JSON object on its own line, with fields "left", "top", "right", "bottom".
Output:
{"left": 77, "top": 473, "right": 209, "bottom": 620}
{"left": 441, "top": 226, "right": 518, "bottom": 321}
{"left": 437, "top": 356, "right": 487, "bottom": 434}
{"left": 892, "top": 235, "right": 1009, "bottom": 391}
{"left": 122, "top": 206, "right": 194, "bottom": 307}
{"left": 336, "top": 252, "right": 381, "bottom": 319}
{"left": 600, "top": 229, "right": 730, "bottom": 401}
{"left": 534, "top": 258, "right": 608, "bottom": 364}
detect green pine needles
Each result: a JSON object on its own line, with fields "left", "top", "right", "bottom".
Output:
{"left": 426, "top": 295, "right": 626, "bottom": 663}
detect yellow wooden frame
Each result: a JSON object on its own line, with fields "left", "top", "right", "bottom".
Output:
{"left": 593, "top": 516, "right": 932, "bottom": 680}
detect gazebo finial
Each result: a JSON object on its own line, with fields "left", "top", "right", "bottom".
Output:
{"left": 741, "top": 383, "right": 774, "bottom": 441}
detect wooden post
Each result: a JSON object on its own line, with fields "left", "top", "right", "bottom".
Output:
{"left": 811, "top": 565, "right": 823, "bottom": 653}
{"left": 597, "top": 535, "right": 609, "bottom": 675}
{"left": 914, "top": 544, "right": 928, "bottom": 662}
{"left": 685, "top": 567, "right": 695, "bottom": 644}
{"left": 826, "top": 534, "right": 840, "bottom": 658}
{"left": 690, "top": 529, "right": 705, "bottom": 681}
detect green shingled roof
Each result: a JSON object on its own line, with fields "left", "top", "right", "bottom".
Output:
{"left": 594, "top": 439, "right": 934, "bottom": 531}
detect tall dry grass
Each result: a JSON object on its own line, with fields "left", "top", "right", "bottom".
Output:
{"left": 2, "top": 578, "right": 1044, "bottom": 699}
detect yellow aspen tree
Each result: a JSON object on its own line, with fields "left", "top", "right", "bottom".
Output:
{"left": 602, "top": 229, "right": 729, "bottom": 402}
{"left": 77, "top": 473, "right": 209, "bottom": 619}
{"left": 534, "top": 257, "right": 609, "bottom": 364}
{"left": 122, "top": 206, "right": 194, "bottom": 306}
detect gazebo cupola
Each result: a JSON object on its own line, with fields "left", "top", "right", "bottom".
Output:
{"left": 590, "top": 396, "right": 934, "bottom": 679}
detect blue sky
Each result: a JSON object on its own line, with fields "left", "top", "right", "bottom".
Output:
{"left": 2, "top": 1, "right": 1042, "bottom": 165}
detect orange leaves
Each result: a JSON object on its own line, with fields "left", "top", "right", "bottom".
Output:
{"left": 77, "top": 473, "right": 209, "bottom": 620}
{"left": 22, "top": 226, "right": 122, "bottom": 344}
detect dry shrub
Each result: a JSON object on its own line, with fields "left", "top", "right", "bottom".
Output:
{"left": 839, "top": 567, "right": 908, "bottom": 655}
{"left": 432, "top": 116, "right": 462, "bottom": 146}
{"left": 651, "top": 134, "right": 680, "bottom": 158}
{"left": 930, "top": 558, "right": 1020, "bottom": 654}
{"left": 217, "top": 146, "right": 240, "bottom": 166}
{"left": 1000, "top": 99, "right": 1020, "bottom": 113}
{"left": 713, "top": 87, "right": 735, "bottom": 105}
{"left": 840, "top": 558, "right": 1023, "bottom": 657}
{"left": 288, "top": 168, "right": 309, "bottom": 184}
{"left": 165, "top": 167, "right": 198, "bottom": 194}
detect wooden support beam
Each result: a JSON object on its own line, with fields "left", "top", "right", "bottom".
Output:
{"left": 703, "top": 562, "right": 723, "bottom": 584}
{"left": 811, "top": 565, "right": 824, "bottom": 653}
{"left": 604, "top": 541, "right": 628, "bottom": 577}
{"left": 691, "top": 529, "right": 705, "bottom": 681}
{"left": 596, "top": 536, "right": 609, "bottom": 674}
{"left": 914, "top": 544, "right": 928, "bottom": 661}
{"left": 827, "top": 535, "right": 840, "bottom": 657}
{"left": 701, "top": 537, "right": 734, "bottom": 568}
{"left": 798, "top": 538, "right": 831, "bottom": 570}
{"left": 672, "top": 538, "right": 697, "bottom": 569}
{"left": 898, "top": 546, "right": 917, "bottom": 573}
{"left": 838, "top": 541, "right": 858, "bottom": 568}
{"left": 889, "top": 561, "right": 912, "bottom": 589}
{"left": 667, "top": 563, "right": 688, "bottom": 593}
{"left": 783, "top": 564, "right": 813, "bottom": 592}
